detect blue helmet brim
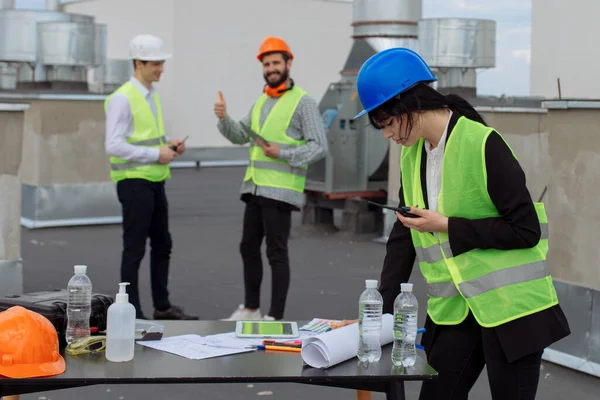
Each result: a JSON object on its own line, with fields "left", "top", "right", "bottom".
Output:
{"left": 352, "top": 78, "right": 438, "bottom": 121}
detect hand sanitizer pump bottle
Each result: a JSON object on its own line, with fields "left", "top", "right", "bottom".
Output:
{"left": 106, "top": 282, "right": 136, "bottom": 362}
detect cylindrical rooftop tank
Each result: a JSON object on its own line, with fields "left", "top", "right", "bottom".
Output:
{"left": 350, "top": 0, "right": 423, "bottom": 181}
{"left": 94, "top": 23, "right": 107, "bottom": 66}
{"left": 38, "top": 21, "right": 96, "bottom": 66}
{"left": 0, "top": 62, "right": 18, "bottom": 90}
{"left": 45, "top": 0, "right": 60, "bottom": 11}
{"left": 352, "top": 0, "right": 421, "bottom": 39}
{"left": 88, "top": 58, "right": 132, "bottom": 93}
{"left": 418, "top": 18, "right": 496, "bottom": 68}
{"left": 0, "top": 10, "right": 94, "bottom": 63}
{"left": 0, "top": 0, "right": 14, "bottom": 10}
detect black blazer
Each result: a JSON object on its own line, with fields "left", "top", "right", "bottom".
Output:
{"left": 379, "top": 111, "right": 570, "bottom": 362}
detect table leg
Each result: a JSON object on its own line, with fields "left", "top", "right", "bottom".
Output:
{"left": 385, "top": 381, "right": 405, "bottom": 400}
{"left": 356, "top": 390, "right": 372, "bottom": 400}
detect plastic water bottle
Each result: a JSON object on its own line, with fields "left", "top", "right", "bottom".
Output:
{"left": 392, "top": 283, "right": 418, "bottom": 367}
{"left": 357, "top": 279, "right": 383, "bottom": 363}
{"left": 66, "top": 265, "right": 92, "bottom": 344}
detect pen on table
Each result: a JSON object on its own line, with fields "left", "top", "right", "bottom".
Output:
{"left": 262, "top": 340, "right": 302, "bottom": 348}
{"left": 257, "top": 345, "right": 302, "bottom": 353}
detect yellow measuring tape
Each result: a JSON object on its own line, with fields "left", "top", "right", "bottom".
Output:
{"left": 65, "top": 336, "right": 107, "bottom": 356}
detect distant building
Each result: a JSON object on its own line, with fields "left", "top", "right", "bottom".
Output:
{"left": 530, "top": 0, "right": 599, "bottom": 99}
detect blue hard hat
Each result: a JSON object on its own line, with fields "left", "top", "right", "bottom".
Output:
{"left": 354, "top": 48, "right": 437, "bottom": 119}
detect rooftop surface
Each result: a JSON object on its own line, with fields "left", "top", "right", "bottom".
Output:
{"left": 18, "top": 167, "right": 599, "bottom": 399}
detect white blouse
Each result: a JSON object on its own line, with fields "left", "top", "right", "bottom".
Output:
{"left": 425, "top": 110, "right": 453, "bottom": 213}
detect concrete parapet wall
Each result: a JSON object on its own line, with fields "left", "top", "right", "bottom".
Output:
{"left": 3, "top": 95, "right": 123, "bottom": 228}
{"left": 479, "top": 108, "right": 549, "bottom": 203}
{"left": 543, "top": 102, "right": 600, "bottom": 290}
{"left": 0, "top": 103, "right": 27, "bottom": 296}
{"left": 20, "top": 99, "right": 111, "bottom": 186}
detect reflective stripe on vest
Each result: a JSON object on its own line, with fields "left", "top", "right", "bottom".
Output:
{"left": 252, "top": 160, "right": 308, "bottom": 177}
{"left": 243, "top": 86, "right": 308, "bottom": 192}
{"left": 417, "top": 221, "right": 549, "bottom": 266}
{"left": 427, "top": 259, "right": 550, "bottom": 299}
{"left": 111, "top": 161, "right": 162, "bottom": 171}
{"left": 249, "top": 140, "right": 298, "bottom": 150}
{"left": 105, "top": 82, "right": 170, "bottom": 183}
{"left": 400, "top": 116, "right": 559, "bottom": 328}
{"left": 131, "top": 135, "right": 167, "bottom": 147}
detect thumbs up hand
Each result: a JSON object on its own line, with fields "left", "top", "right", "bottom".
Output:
{"left": 214, "top": 91, "right": 227, "bottom": 120}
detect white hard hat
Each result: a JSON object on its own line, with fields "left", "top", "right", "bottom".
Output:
{"left": 129, "top": 34, "right": 172, "bottom": 61}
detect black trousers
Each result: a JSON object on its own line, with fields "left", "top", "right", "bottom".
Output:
{"left": 239, "top": 196, "right": 292, "bottom": 320}
{"left": 117, "top": 179, "right": 172, "bottom": 318}
{"left": 419, "top": 312, "right": 543, "bottom": 400}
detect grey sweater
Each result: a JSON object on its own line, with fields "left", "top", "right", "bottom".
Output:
{"left": 217, "top": 92, "right": 328, "bottom": 209}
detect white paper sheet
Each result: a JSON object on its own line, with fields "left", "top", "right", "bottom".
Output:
{"left": 137, "top": 334, "right": 254, "bottom": 360}
{"left": 301, "top": 313, "right": 395, "bottom": 368}
{"left": 196, "top": 332, "right": 265, "bottom": 349}
{"left": 197, "top": 331, "right": 322, "bottom": 349}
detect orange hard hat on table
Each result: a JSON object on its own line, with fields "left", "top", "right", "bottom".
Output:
{"left": 0, "top": 306, "right": 66, "bottom": 379}
{"left": 257, "top": 36, "right": 294, "bottom": 61}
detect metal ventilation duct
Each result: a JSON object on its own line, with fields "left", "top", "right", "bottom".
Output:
{"left": 306, "top": 0, "right": 423, "bottom": 195}
{"left": 342, "top": 0, "right": 421, "bottom": 75}
{"left": 88, "top": 58, "right": 133, "bottom": 94}
{"left": 45, "top": 0, "right": 61, "bottom": 11}
{"left": 38, "top": 21, "right": 96, "bottom": 66}
{"left": 0, "top": 0, "right": 14, "bottom": 10}
{"left": 94, "top": 23, "right": 107, "bottom": 66}
{"left": 418, "top": 18, "right": 496, "bottom": 95}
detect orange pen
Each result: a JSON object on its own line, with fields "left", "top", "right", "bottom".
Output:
{"left": 258, "top": 345, "right": 301, "bottom": 353}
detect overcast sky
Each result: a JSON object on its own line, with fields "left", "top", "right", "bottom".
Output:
{"left": 14, "top": 0, "right": 532, "bottom": 97}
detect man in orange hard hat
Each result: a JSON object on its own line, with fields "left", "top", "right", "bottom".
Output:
{"left": 214, "top": 36, "right": 328, "bottom": 321}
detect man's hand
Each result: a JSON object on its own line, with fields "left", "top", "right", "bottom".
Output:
{"left": 169, "top": 139, "right": 186, "bottom": 155}
{"left": 214, "top": 91, "right": 226, "bottom": 120}
{"left": 258, "top": 140, "right": 280, "bottom": 159}
{"left": 396, "top": 207, "right": 449, "bottom": 233}
{"left": 158, "top": 145, "right": 177, "bottom": 164}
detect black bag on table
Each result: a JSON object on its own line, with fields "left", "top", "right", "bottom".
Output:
{"left": 0, "top": 289, "right": 114, "bottom": 345}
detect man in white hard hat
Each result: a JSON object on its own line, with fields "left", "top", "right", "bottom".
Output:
{"left": 104, "top": 34, "right": 198, "bottom": 321}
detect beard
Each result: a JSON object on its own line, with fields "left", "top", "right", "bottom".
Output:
{"left": 264, "top": 67, "right": 289, "bottom": 88}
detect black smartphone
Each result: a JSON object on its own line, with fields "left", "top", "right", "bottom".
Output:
{"left": 170, "top": 135, "right": 189, "bottom": 151}
{"left": 366, "top": 200, "right": 421, "bottom": 218}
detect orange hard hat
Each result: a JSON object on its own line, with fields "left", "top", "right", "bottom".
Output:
{"left": 257, "top": 36, "right": 294, "bottom": 61}
{"left": 0, "top": 306, "right": 66, "bottom": 379}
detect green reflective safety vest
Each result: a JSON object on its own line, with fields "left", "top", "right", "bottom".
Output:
{"left": 243, "top": 86, "right": 308, "bottom": 193}
{"left": 104, "top": 82, "right": 170, "bottom": 183}
{"left": 400, "top": 116, "right": 558, "bottom": 328}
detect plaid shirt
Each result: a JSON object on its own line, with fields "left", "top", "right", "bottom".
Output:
{"left": 217, "top": 92, "right": 328, "bottom": 209}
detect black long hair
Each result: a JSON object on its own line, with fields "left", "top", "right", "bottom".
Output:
{"left": 367, "top": 83, "right": 486, "bottom": 136}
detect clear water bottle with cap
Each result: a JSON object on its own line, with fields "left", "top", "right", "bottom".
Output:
{"left": 357, "top": 279, "right": 383, "bottom": 363}
{"left": 66, "top": 264, "right": 92, "bottom": 344}
{"left": 392, "top": 282, "right": 419, "bottom": 367}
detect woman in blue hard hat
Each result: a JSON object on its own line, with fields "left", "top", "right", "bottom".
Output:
{"left": 354, "top": 48, "right": 570, "bottom": 400}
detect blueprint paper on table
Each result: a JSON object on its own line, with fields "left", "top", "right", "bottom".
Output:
{"left": 198, "top": 331, "right": 321, "bottom": 349}
{"left": 301, "top": 313, "right": 395, "bottom": 369}
{"left": 137, "top": 334, "right": 254, "bottom": 360}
